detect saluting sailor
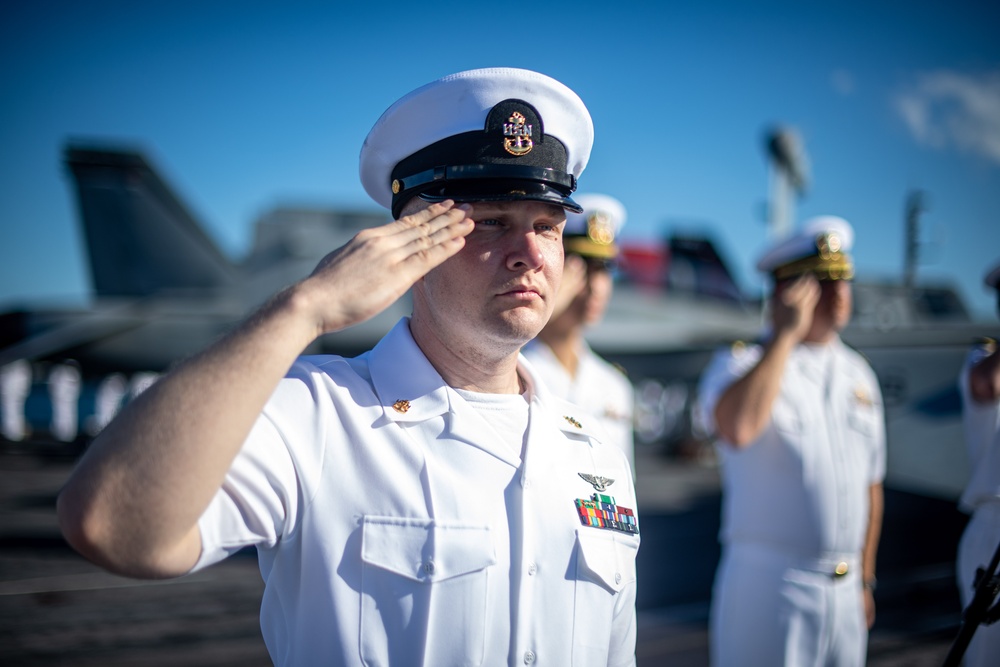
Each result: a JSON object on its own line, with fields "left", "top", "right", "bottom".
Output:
{"left": 955, "top": 259, "right": 1000, "bottom": 667}
{"left": 697, "top": 216, "right": 885, "bottom": 667}
{"left": 523, "top": 193, "right": 635, "bottom": 469}
{"left": 58, "top": 68, "right": 640, "bottom": 666}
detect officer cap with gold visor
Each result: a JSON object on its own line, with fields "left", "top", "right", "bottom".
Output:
{"left": 360, "top": 68, "right": 593, "bottom": 219}
{"left": 756, "top": 215, "right": 856, "bottom": 281}
{"left": 563, "top": 193, "right": 627, "bottom": 261}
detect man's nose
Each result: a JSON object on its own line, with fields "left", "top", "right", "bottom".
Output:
{"left": 506, "top": 232, "right": 544, "bottom": 271}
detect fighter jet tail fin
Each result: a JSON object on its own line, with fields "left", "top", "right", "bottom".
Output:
{"left": 666, "top": 235, "right": 744, "bottom": 304}
{"left": 620, "top": 235, "right": 745, "bottom": 304}
{"left": 64, "top": 144, "right": 238, "bottom": 297}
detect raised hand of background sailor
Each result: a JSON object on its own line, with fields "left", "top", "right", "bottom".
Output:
{"left": 770, "top": 273, "right": 821, "bottom": 343}
{"left": 969, "top": 343, "right": 1000, "bottom": 404}
{"left": 713, "top": 273, "right": 822, "bottom": 447}
{"left": 547, "top": 253, "right": 588, "bottom": 321}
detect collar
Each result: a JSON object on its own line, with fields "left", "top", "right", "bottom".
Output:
{"left": 793, "top": 334, "right": 843, "bottom": 384}
{"left": 518, "top": 352, "right": 606, "bottom": 442}
{"left": 369, "top": 318, "right": 452, "bottom": 424}
{"left": 369, "top": 318, "right": 605, "bottom": 442}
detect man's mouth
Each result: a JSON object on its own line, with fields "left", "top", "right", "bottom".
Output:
{"left": 498, "top": 285, "right": 542, "bottom": 300}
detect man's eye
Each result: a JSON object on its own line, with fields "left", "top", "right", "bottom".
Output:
{"left": 478, "top": 219, "right": 501, "bottom": 227}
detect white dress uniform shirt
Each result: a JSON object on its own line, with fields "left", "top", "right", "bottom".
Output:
{"left": 1, "top": 360, "right": 31, "bottom": 441}
{"left": 697, "top": 335, "right": 886, "bottom": 667}
{"left": 48, "top": 362, "right": 81, "bottom": 442}
{"left": 194, "top": 318, "right": 640, "bottom": 667}
{"left": 956, "top": 343, "right": 1000, "bottom": 667}
{"left": 522, "top": 339, "right": 635, "bottom": 469}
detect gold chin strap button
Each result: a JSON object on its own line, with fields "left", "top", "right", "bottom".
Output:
{"left": 834, "top": 561, "right": 849, "bottom": 577}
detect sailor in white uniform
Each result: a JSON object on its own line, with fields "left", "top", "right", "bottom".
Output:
{"left": 0, "top": 359, "right": 31, "bottom": 441}
{"left": 58, "top": 68, "right": 640, "bottom": 667}
{"left": 956, "top": 259, "right": 1000, "bottom": 667}
{"left": 48, "top": 360, "right": 81, "bottom": 442}
{"left": 697, "top": 216, "right": 885, "bottom": 667}
{"left": 523, "top": 193, "right": 635, "bottom": 468}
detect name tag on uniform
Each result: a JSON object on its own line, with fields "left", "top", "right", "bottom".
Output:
{"left": 575, "top": 494, "right": 639, "bottom": 535}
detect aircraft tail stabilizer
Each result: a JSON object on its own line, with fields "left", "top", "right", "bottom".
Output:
{"left": 64, "top": 145, "right": 238, "bottom": 298}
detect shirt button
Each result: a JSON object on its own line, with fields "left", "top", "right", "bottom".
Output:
{"left": 615, "top": 572, "right": 622, "bottom": 584}
{"left": 528, "top": 563, "right": 537, "bottom": 575}
{"left": 524, "top": 650, "right": 536, "bottom": 664}
{"left": 424, "top": 561, "right": 435, "bottom": 575}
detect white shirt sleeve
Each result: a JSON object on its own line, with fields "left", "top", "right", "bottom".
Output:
{"left": 695, "top": 344, "right": 762, "bottom": 438}
{"left": 867, "top": 366, "right": 888, "bottom": 484}
{"left": 192, "top": 409, "right": 301, "bottom": 572}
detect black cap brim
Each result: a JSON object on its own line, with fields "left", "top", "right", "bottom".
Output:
{"left": 417, "top": 181, "right": 581, "bottom": 214}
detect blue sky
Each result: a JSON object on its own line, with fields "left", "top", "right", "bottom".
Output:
{"left": 2, "top": 1, "right": 999, "bottom": 318}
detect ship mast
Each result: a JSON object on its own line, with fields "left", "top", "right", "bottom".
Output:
{"left": 764, "top": 126, "right": 809, "bottom": 239}
{"left": 904, "top": 190, "right": 925, "bottom": 288}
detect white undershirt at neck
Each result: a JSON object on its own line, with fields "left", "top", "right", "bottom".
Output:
{"left": 452, "top": 387, "right": 530, "bottom": 457}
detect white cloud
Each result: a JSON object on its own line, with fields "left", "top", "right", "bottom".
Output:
{"left": 895, "top": 70, "right": 1000, "bottom": 165}
{"left": 831, "top": 69, "right": 855, "bottom": 96}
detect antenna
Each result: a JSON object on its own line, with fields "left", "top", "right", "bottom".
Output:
{"left": 764, "top": 126, "right": 810, "bottom": 239}
{"left": 903, "top": 190, "right": 925, "bottom": 288}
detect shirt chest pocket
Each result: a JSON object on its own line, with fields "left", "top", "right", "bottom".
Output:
{"left": 359, "top": 517, "right": 496, "bottom": 667}
{"left": 771, "top": 399, "right": 803, "bottom": 437}
{"left": 847, "top": 408, "right": 878, "bottom": 438}
{"left": 845, "top": 406, "right": 881, "bottom": 465}
{"left": 572, "top": 529, "right": 639, "bottom": 664}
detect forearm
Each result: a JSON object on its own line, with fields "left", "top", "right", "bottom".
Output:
{"left": 713, "top": 332, "right": 796, "bottom": 447}
{"left": 969, "top": 348, "right": 1000, "bottom": 404}
{"left": 862, "top": 483, "right": 884, "bottom": 583}
{"left": 58, "top": 286, "right": 319, "bottom": 578}
{"left": 58, "top": 200, "right": 473, "bottom": 578}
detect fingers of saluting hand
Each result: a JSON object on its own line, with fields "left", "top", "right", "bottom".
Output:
{"left": 551, "top": 254, "right": 588, "bottom": 319}
{"left": 772, "top": 274, "right": 819, "bottom": 340}
{"left": 561, "top": 254, "right": 588, "bottom": 294}
{"left": 388, "top": 201, "right": 475, "bottom": 264}
{"left": 782, "top": 274, "right": 820, "bottom": 309}
{"left": 319, "top": 200, "right": 472, "bottom": 278}
{"left": 301, "top": 201, "right": 473, "bottom": 335}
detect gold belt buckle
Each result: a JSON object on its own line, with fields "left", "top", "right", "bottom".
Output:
{"left": 833, "top": 561, "right": 849, "bottom": 578}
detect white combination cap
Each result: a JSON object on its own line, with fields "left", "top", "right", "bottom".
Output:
{"left": 756, "top": 215, "right": 855, "bottom": 280}
{"left": 563, "top": 193, "right": 627, "bottom": 260}
{"left": 359, "top": 67, "right": 594, "bottom": 219}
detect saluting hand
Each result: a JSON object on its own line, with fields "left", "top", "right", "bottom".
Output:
{"left": 771, "top": 274, "right": 820, "bottom": 343}
{"left": 549, "top": 253, "right": 588, "bottom": 320}
{"left": 296, "top": 200, "right": 474, "bottom": 338}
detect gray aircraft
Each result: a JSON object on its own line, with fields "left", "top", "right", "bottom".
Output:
{"left": 0, "top": 145, "right": 401, "bottom": 442}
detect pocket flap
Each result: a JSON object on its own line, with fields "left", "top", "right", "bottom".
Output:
{"left": 576, "top": 529, "right": 639, "bottom": 593}
{"left": 361, "top": 516, "right": 495, "bottom": 583}
{"left": 847, "top": 411, "right": 875, "bottom": 436}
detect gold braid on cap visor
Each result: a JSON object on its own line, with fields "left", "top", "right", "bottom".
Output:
{"left": 773, "top": 252, "right": 855, "bottom": 281}
{"left": 563, "top": 237, "right": 618, "bottom": 259}
{"left": 563, "top": 210, "right": 619, "bottom": 259}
